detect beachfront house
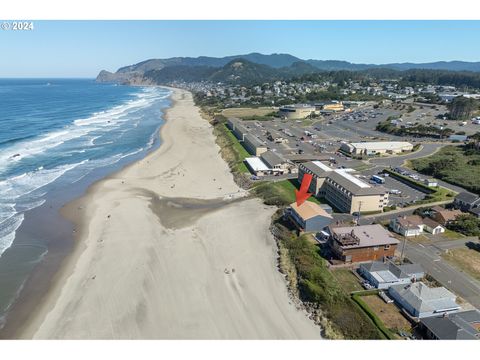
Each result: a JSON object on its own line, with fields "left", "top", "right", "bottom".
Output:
{"left": 388, "top": 282, "right": 461, "bottom": 319}
{"left": 359, "top": 261, "right": 424, "bottom": 289}
{"left": 420, "top": 310, "right": 480, "bottom": 340}
{"left": 286, "top": 201, "right": 333, "bottom": 233}
{"left": 328, "top": 224, "right": 399, "bottom": 263}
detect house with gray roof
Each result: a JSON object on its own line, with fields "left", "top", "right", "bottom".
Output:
{"left": 260, "top": 151, "right": 296, "bottom": 174}
{"left": 421, "top": 310, "right": 480, "bottom": 340}
{"left": 454, "top": 191, "right": 480, "bottom": 212}
{"left": 389, "top": 282, "right": 461, "bottom": 319}
{"left": 243, "top": 134, "right": 267, "bottom": 156}
{"left": 359, "top": 261, "right": 424, "bottom": 289}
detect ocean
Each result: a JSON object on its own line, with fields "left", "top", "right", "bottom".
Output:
{"left": 0, "top": 79, "right": 171, "bottom": 327}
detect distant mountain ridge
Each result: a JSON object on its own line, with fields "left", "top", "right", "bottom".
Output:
{"left": 96, "top": 52, "right": 480, "bottom": 84}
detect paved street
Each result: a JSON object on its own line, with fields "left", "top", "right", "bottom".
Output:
{"left": 404, "top": 240, "right": 480, "bottom": 308}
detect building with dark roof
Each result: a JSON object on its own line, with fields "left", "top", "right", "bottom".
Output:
{"left": 243, "top": 134, "right": 267, "bottom": 156}
{"left": 359, "top": 261, "right": 424, "bottom": 289}
{"left": 260, "top": 151, "right": 296, "bottom": 174}
{"left": 454, "top": 191, "right": 480, "bottom": 212}
{"left": 421, "top": 310, "right": 480, "bottom": 340}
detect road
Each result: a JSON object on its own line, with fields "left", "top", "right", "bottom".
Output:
{"left": 404, "top": 240, "right": 480, "bottom": 308}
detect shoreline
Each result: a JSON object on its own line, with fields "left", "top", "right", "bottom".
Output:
{"left": 14, "top": 87, "right": 320, "bottom": 339}
{"left": 0, "top": 86, "right": 170, "bottom": 339}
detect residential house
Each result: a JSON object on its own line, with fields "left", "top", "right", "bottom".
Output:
{"left": 328, "top": 224, "right": 399, "bottom": 263}
{"left": 287, "top": 201, "right": 333, "bottom": 233}
{"left": 454, "top": 192, "right": 480, "bottom": 212}
{"left": 359, "top": 261, "right": 424, "bottom": 289}
{"left": 420, "top": 310, "right": 480, "bottom": 340}
{"left": 388, "top": 282, "right": 461, "bottom": 319}
{"left": 390, "top": 215, "right": 425, "bottom": 237}
{"left": 422, "top": 217, "right": 446, "bottom": 235}
{"left": 431, "top": 206, "right": 463, "bottom": 226}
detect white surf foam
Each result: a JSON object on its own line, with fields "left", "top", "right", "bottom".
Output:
{"left": 0, "top": 213, "right": 24, "bottom": 257}
{"left": 0, "top": 88, "right": 165, "bottom": 172}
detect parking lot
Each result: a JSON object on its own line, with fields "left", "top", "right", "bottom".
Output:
{"left": 358, "top": 168, "right": 427, "bottom": 207}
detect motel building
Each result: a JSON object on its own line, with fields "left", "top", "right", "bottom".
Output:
{"left": 298, "top": 161, "right": 389, "bottom": 214}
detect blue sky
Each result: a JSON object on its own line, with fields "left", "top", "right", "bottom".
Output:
{"left": 1, "top": 20, "right": 480, "bottom": 77}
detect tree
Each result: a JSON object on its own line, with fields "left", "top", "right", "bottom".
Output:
{"left": 447, "top": 96, "right": 479, "bottom": 120}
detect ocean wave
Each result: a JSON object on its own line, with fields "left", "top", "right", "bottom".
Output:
{"left": 0, "top": 160, "right": 87, "bottom": 202}
{"left": 0, "top": 88, "right": 167, "bottom": 173}
{"left": 0, "top": 213, "right": 24, "bottom": 257}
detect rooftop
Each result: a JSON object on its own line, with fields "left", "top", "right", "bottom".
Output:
{"left": 326, "top": 170, "right": 387, "bottom": 196}
{"left": 300, "top": 161, "right": 332, "bottom": 178}
{"left": 422, "top": 217, "right": 443, "bottom": 229}
{"left": 421, "top": 310, "right": 480, "bottom": 340}
{"left": 290, "top": 201, "right": 333, "bottom": 221}
{"left": 244, "top": 133, "right": 265, "bottom": 148}
{"left": 349, "top": 141, "right": 413, "bottom": 151}
{"left": 390, "top": 282, "right": 460, "bottom": 315}
{"left": 279, "top": 104, "right": 316, "bottom": 110}
{"left": 260, "top": 151, "right": 287, "bottom": 167}
{"left": 330, "top": 224, "right": 399, "bottom": 249}
{"left": 361, "top": 261, "right": 424, "bottom": 284}
{"left": 395, "top": 215, "right": 424, "bottom": 228}
{"left": 455, "top": 191, "right": 480, "bottom": 204}
{"left": 244, "top": 157, "right": 270, "bottom": 172}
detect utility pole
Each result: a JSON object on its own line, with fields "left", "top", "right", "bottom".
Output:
{"left": 356, "top": 201, "right": 362, "bottom": 225}
{"left": 400, "top": 221, "right": 409, "bottom": 263}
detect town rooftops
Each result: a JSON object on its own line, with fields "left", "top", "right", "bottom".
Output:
{"left": 349, "top": 141, "right": 413, "bottom": 151}
{"left": 422, "top": 217, "right": 443, "bottom": 229}
{"left": 244, "top": 133, "right": 265, "bottom": 148}
{"left": 330, "top": 224, "right": 399, "bottom": 249}
{"left": 260, "top": 151, "right": 287, "bottom": 167}
{"left": 361, "top": 261, "right": 424, "bottom": 284}
{"left": 280, "top": 104, "right": 316, "bottom": 110}
{"left": 244, "top": 157, "right": 270, "bottom": 172}
{"left": 290, "top": 201, "right": 333, "bottom": 221}
{"left": 300, "top": 161, "right": 332, "bottom": 178}
{"left": 432, "top": 206, "right": 463, "bottom": 222}
{"left": 421, "top": 310, "right": 480, "bottom": 340}
{"left": 395, "top": 215, "right": 424, "bottom": 228}
{"left": 390, "top": 282, "right": 460, "bottom": 315}
{"left": 236, "top": 122, "right": 250, "bottom": 133}
{"left": 455, "top": 191, "right": 480, "bottom": 205}
{"left": 326, "top": 170, "right": 387, "bottom": 196}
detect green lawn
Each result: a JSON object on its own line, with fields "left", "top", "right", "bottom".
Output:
{"left": 252, "top": 179, "right": 323, "bottom": 206}
{"left": 219, "top": 124, "right": 250, "bottom": 173}
{"left": 331, "top": 269, "right": 363, "bottom": 293}
{"left": 411, "top": 145, "right": 480, "bottom": 195}
{"left": 273, "top": 223, "right": 384, "bottom": 339}
{"left": 443, "top": 229, "right": 466, "bottom": 240}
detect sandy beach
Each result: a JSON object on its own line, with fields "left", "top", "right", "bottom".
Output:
{"left": 20, "top": 88, "right": 320, "bottom": 339}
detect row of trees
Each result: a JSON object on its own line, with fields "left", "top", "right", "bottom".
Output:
{"left": 447, "top": 96, "right": 479, "bottom": 120}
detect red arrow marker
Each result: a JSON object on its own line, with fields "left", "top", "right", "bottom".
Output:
{"left": 295, "top": 173, "right": 313, "bottom": 206}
